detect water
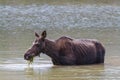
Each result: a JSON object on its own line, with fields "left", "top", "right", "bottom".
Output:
{"left": 0, "top": 0, "right": 120, "bottom": 80}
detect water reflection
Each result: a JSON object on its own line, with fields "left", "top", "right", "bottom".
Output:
{"left": 24, "top": 64, "right": 105, "bottom": 80}
{"left": 23, "top": 63, "right": 120, "bottom": 80}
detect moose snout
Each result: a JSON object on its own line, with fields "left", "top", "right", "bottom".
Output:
{"left": 24, "top": 53, "right": 31, "bottom": 60}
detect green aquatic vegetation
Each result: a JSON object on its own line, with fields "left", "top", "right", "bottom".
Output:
{"left": 27, "top": 57, "right": 34, "bottom": 66}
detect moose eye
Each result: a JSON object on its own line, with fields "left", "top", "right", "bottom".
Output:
{"left": 35, "top": 44, "right": 40, "bottom": 47}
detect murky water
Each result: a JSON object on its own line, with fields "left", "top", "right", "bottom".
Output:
{"left": 0, "top": 0, "right": 120, "bottom": 80}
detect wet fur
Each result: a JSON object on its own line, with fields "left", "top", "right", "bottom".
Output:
{"left": 44, "top": 36, "right": 105, "bottom": 65}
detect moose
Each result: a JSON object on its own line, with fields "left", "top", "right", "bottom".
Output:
{"left": 24, "top": 30, "right": 105, "bottom": 65}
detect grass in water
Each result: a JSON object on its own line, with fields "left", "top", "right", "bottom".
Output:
{"left": 27, "top": 57, "right": 34, "bottom": 66}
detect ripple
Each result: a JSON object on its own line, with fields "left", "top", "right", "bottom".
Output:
{"left": 0, "top": 64, "right": 53, "bottom": 71}
{"left": 0, "top": 4, "right": 120, "bottom": 30}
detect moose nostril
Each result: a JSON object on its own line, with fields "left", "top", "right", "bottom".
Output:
{"left": 24, "top": 54, "right": 29, "bottom": 60}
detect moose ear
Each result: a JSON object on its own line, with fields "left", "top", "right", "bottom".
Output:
{"left": 41, "top": 30, "right": 47, "bottom": 39}
{"left": 35, "top": 32, "right": 39, "bottom": 38}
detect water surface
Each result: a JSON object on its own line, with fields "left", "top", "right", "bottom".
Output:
{"left": 0, "top": 0, "right": 120, "bottom": 80}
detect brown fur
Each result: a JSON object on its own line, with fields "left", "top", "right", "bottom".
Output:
{"left": 24, "top": 31, "right": 105, "bottom": 65}
{"left": 43, "top": 36, "right": 105, "bottom": 65}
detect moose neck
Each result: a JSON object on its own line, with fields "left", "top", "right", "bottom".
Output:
{"left": 44, "top": 39, "right": 60, "bottom": 64}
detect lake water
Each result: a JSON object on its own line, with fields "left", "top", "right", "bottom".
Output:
{"left": 0, "top": 0, "right": 120, "bottom": 80}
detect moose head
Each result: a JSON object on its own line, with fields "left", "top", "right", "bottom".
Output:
{"left": 24, "top": 30, "right": 47, "bottom": 61}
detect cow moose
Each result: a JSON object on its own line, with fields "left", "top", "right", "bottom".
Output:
{"left": 24, "top": 30, "right": 105, "bottom": 65}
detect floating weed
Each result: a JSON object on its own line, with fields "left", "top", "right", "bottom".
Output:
{"left": 27, "top": 57, "right": 34, "bottom": 66}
